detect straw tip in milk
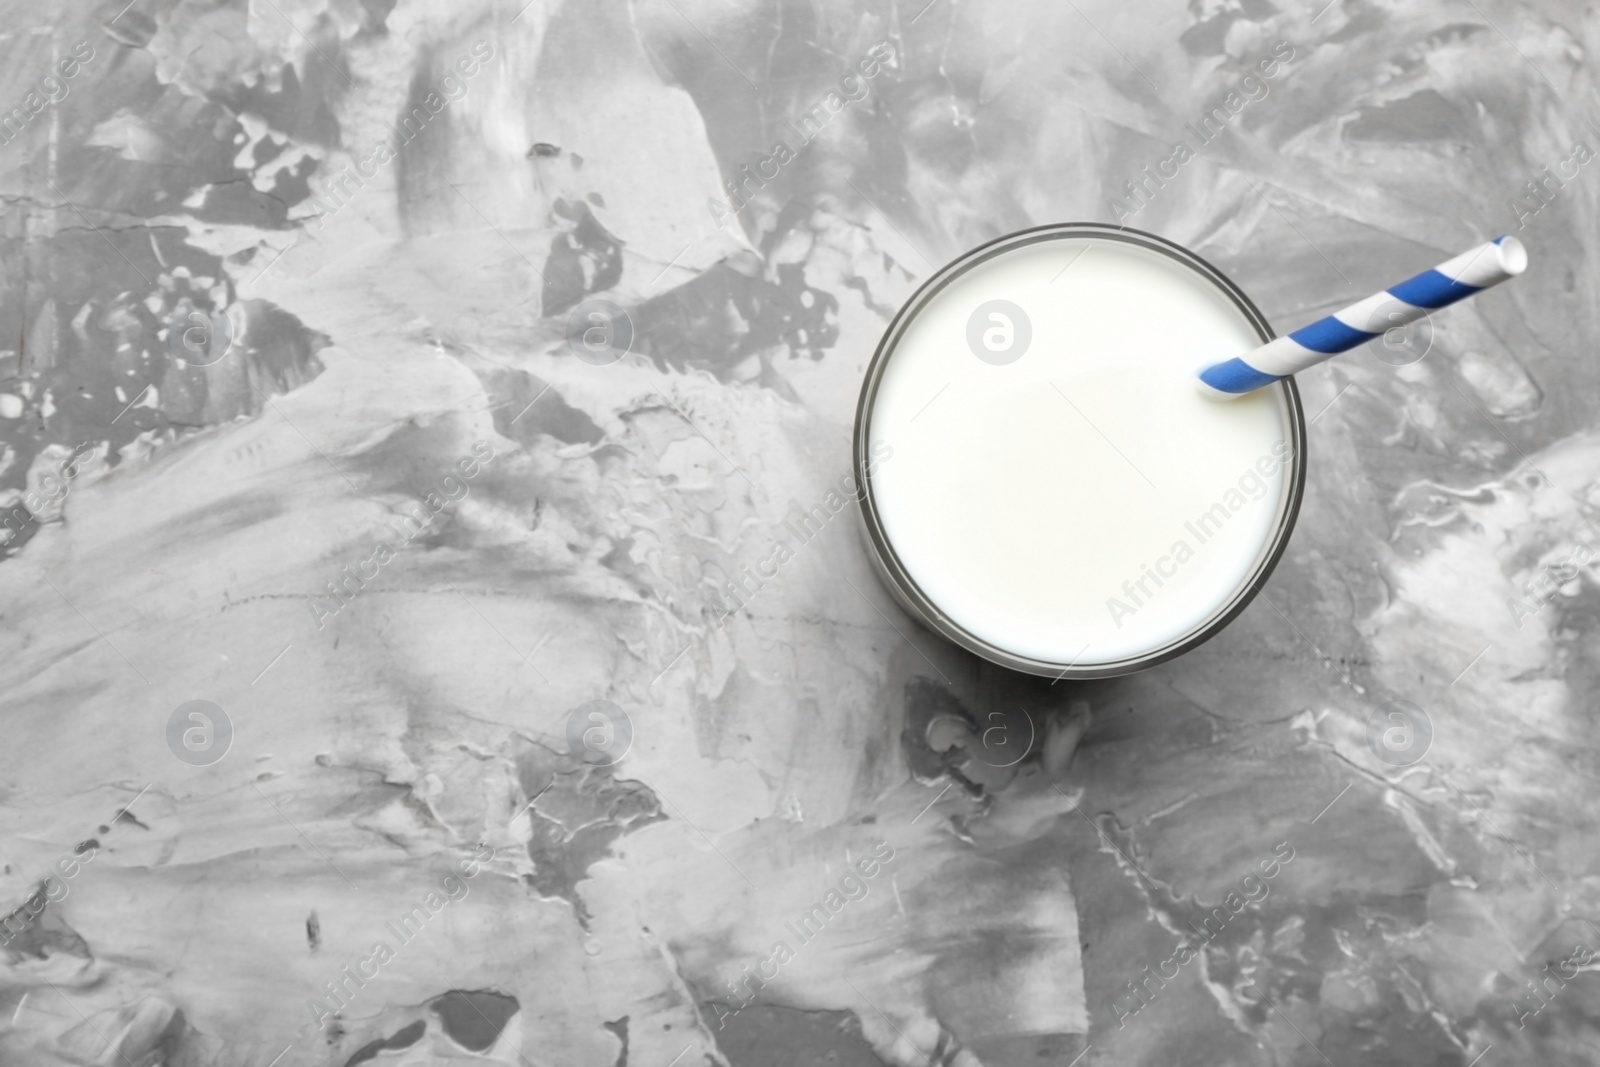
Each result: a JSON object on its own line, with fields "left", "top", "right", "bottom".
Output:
{"left": 1493, "top": 235, "right": 1529, "bottom": 275}
{"left": 1195, "top": 372, "right": 1247, "bottom": 402}
{"left": 1196, "top": 358, "right": 1274, "bottom": 401}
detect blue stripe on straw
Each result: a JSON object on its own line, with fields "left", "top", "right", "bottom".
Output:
{"left": 1288, "top": 315, "right": 1377, "bottom": 354}
{"left": 1387, "top": 269, "right": 1480, "bottom": 309}
{"left": 1199, "top": 357, "right": 1282, "bottom": 395}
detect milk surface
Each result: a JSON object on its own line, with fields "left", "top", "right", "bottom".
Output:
{"left": 868, "top": 237, "right": 1294, "bottom": 666}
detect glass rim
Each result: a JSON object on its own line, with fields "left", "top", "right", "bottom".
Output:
{"left": 851, "top": 222, "right": 1308, "bottom": 680}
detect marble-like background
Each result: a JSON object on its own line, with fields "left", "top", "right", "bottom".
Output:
{"left": 0, "top": 0, "right": 1597, "bottom": 1064}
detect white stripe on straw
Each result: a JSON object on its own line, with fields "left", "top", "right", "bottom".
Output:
{"left": 1198, "top": 236, "right": 1528, "bottom": 400}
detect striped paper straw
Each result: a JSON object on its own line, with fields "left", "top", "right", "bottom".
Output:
{"left": 1198, "top": 236, "right": 1528, "bottom": 399}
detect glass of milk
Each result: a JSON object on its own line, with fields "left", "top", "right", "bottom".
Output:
{"left": 854, "top": 224, "right": 1306, "bottom": 679}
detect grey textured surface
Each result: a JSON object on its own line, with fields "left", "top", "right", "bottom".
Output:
{"left": 0, "top": 1, "right": 1597, "bottom": 1065}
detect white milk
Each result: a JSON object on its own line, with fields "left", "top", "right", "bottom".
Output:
{"left": 867, "top": 236, "right": 1294, "bottom": 667}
